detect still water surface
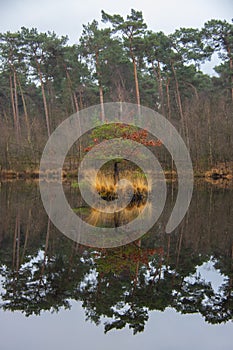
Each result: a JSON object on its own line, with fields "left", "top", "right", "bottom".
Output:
{"left": 0, "top": 180, "right": 232, "bottom": 349}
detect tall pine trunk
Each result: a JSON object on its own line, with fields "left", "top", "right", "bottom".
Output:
{"left": 17, "top": 75, "right": 31, "bottom": 144}
{"left": 96, "top": 52, "right": 105, "bottom": 121}
{"left": 36, "top": 60, "right": 51, "bottom": 137}
{"left": 171, "top": 62, "right": 190, "bottom": 148}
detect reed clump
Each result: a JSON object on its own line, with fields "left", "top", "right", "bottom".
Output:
{"left": 83, "top": 169, "right": 151, "bottom": 203}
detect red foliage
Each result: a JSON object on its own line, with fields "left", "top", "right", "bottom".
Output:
{"left": 84, "top": 125, "right": 162, "bottom": 152}
{"left": 122, "top": 129, "right": 162, "bottom": 147}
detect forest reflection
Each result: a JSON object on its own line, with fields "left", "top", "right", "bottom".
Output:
{"left": 0, "top": 180, "right": 232, "bottom": 334}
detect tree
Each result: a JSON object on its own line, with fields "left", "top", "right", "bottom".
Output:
{"left": 202, "top": 19, "right": 233, "bottom": 100}
{"left": 84, "top": 122, "right": 162, "bottom": 187}
{"left": 144, "top": 31, "right": 171, "bottom": 115}
{"left": 79, "top": 21, "right": 115, "bottom": 121}
{"left": 102, "top": 9, "right": 147, "bottom": 108}
{"left": 20, "top": 27, "right": 68, "bottom": 137}
{"left": 0, "top": 32, "right": 23, "bottom": 140}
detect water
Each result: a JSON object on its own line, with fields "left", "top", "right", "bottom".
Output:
{"left": 0, "top": 180, "right": 232, "bottom": 349}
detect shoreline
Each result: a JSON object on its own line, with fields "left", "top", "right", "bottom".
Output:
{"left": 0, "top": 168, "right": 232, "bottom": 180}
{"left": 1, "top": 161, "right": 232, "bottom": 181}
{"left": 1, "top": 170, "right": 233, "bottom": 190}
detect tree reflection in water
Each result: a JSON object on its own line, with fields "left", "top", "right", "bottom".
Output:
{"left": 0, "top": 180, "right": 232, "bottom": 334}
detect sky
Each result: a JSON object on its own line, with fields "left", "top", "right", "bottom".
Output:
{"left": 1, "top": 0, "right": 232, "bottom": 43}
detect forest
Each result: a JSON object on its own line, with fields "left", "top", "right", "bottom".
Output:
{"left": 0, "top": 10, "right": 232, "bottom": 175}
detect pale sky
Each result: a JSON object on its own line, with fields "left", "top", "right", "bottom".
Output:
{"left": 0, "top": 0, "right": 232, "bottom": 74}
{"left": 1, "top": 0, "right": 232, "bottom": 42}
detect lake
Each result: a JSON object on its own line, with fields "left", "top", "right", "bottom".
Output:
{"left": 0, "top": 179, "right": 232, "bottom": 349}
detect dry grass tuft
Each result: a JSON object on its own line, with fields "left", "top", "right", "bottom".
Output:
{"left": 82, "top": 169, "right": 151, "bottom": 201}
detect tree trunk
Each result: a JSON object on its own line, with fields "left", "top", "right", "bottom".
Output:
{"left": 64, "top": 64, "right": 79, "bottom": 113}
{"left": 152, "top": 61, "right": 164, "bottom": 115}
{"left": 17, "top": 75, "right": 31, "bottom": 144}
{"left": 206, "top": 101, "right": 213, "bottom": 166}
{"left": 36, "top": 60, "right": 51, "bottom": 137}
{"left": 95, "top": 52, "right": 105, "bottom": 121}
{"left": 64, "top": 65, "right": 83, "bottom": 164}
{"left": 171, "top": 63, "right": 185, "bottom": 130}
{"left": 133, "top": 57, "right": 140, "bottom": 107}
{"left": 9, "top": 75, "right": 19, "bottom": 140}
{"left": 13, "top": 69, "right": 20, "bottom": 138}
{"left": 165, "top": 78, "right": 171, "bottom": 119}
{"left": 171, "top": 62, "right": 190, "bottom": 148}
{"left": 79, "top": 88, "right": 84, "bottom": 110}
{"left": 113, "top": 161, "right": 120, "bottom": 185}
{"left": 129, "top": 37, "right": 141, "bottom": 111}
{"left": 99, "top": 84, "right": 105, "bottom": 121}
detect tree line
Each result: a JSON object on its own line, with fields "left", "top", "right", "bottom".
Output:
{"left": 0, "top": 10, "right": 232, "bottom": 172}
